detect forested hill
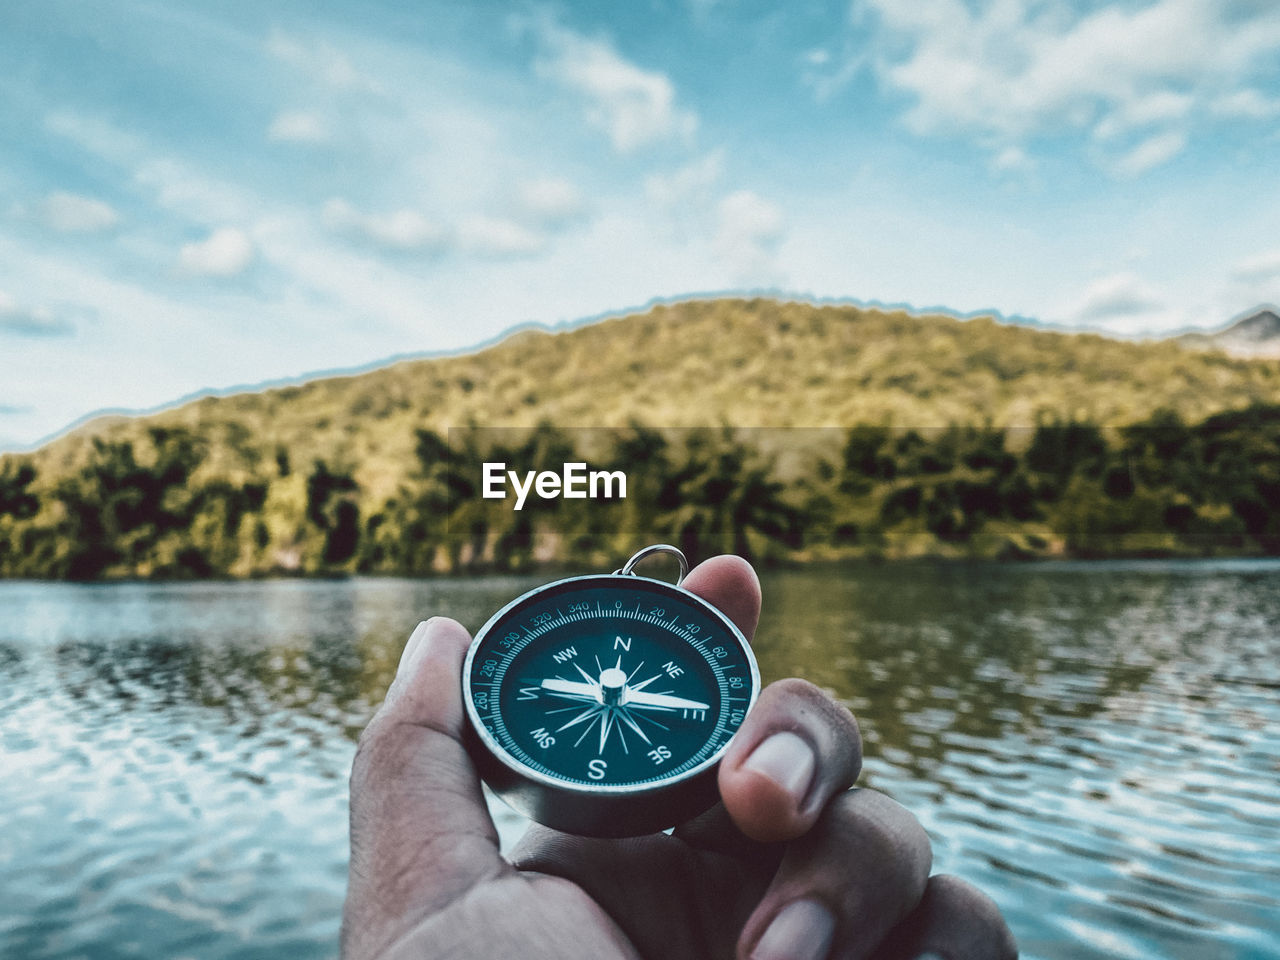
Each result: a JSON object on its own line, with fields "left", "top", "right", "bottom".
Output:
{"left": 22, "top": 298, "right": 1280, "bottom": 499}
{"left": 4, "top": 297, "right": 1280, "bottom": 578}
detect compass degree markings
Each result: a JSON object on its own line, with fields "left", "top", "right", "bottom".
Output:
{"left": 475, "top": 587, "right": 752, "bottom": 786}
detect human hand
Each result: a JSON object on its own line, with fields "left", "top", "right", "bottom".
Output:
{"left": 342, "top": 556, "right": 1017, "bottom": 960}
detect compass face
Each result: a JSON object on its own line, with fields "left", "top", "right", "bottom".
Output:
{"left": 464, "top": 575, "right": 758, "bottom": 795}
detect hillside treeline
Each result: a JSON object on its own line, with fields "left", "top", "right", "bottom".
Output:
{"left": 2, "top": 405, "right": 1279, "bottom": 580}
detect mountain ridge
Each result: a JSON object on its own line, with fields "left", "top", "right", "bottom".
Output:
{"left": 1178, "top": 306, "right": 1280, "bottom": 358}
{"left": 11, "top": 297, "right": 1280, "bottom": 504}
{"left": 17, "top": 296, "right": 1275, "bottom": 457}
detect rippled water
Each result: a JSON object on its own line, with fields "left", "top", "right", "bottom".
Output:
{"left": 1, "top": 563, "right": 1278, "bottom": 959}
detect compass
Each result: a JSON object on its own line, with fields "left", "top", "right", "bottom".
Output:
{"left": 462, "top": 545, "right": 760, "bottom": 838}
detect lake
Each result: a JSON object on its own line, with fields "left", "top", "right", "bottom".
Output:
{"left": 2, "top": 562, "right": 1278, "bottom": 959}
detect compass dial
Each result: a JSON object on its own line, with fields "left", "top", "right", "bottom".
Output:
{"left": 462, "top": 572, "right": 759, "bottom": 836}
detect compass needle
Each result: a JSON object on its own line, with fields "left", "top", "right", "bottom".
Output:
{"left": 462, "top": 545, "right": 759, "bottom": 837}
{"left": 540, "top": 678, "right": 600, "bottom": 701}
{"left": 544, "top": 692, "right": 597, "bottom": 705}
{"left": 626, "top": 689, "right": 711, "bottom": 712}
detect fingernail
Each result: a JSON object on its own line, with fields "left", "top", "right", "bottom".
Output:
{"left": 397, "top": 619, "right": 435, "bottom": 674}
{"left": 743, "top": 731, "right": 816, "bottom": 805}
{"left": 752, "top": 898, "right": 835, "bottom": 960}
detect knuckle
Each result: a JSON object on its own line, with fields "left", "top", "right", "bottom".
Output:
{"left": 765, "top": 676, "right": 828, "bottom": 704}
{"left": 762, "top": 678, "right": 858, "bottom": 732}
{"left": 828, "top": 789, "right": 932, "bottom": 886}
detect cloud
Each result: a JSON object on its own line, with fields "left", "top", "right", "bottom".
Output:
{"left": 858, "top": 0, "right": 1280, "bottom": 171}
{"left": 1232, "top": 250, "right": 1280, "bottom": 284}
{"left": 1091, "top": 91, "right": 1194, "bottom": 142}
{"left": 800, "top": 43, "right": 864, "bottom": 102}
{"left": 1074, "top": 272, "right": 1165, "bottom": 323}
{"left": 533, "top": 22, "right": 697, "bottom": 152}
{"left": 45, "top": 110, "right": 144, "bottom": 164}
{"left": 322, "top": 199, "right": 448, "bottom": 251}
{"left": 266, "top": 31, "right": 378, "bottom": 92}
{"left": 268, "top": 110, "right": 331, "bottom": 144}
{"left": 179, "top": 227, "right": 254, "bottom": 276}
{"left": 991, "top": 146, "right": 1034, "bottom": 174}
{"left": 458, "top": 216, "right": 545, "bottom": 258}
{"left": 0, "top": 291, "right": 78, "bottom": 337}
{"left": 515, "top": 178, "right": 586, "bottom": 228}
{"left": 645, "top": 150, "right": 724, "bottom": 209}
{"left": 1112, "top": 130, "right": 1188, "bottom": 177}
{"left": 1211, "top": 88, "right": 1280, "bottom": 119}
{"left": 713, "top": 190, "right": 785, "bottom": 285}
{"left": 41, "top": 192, "right": 120, "bottom": 233}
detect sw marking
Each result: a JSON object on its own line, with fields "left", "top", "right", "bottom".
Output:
{"left": 482, "top": 462, "right": 627, "bottom": 511}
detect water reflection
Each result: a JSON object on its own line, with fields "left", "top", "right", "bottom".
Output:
{"left": 1, "top": 564, "right": 1278, "bottom": 960}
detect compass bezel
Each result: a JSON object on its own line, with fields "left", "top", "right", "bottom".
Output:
{"left": 462, "top": 573, "right": 760, "bottom": 808}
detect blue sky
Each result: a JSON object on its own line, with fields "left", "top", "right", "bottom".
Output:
{"left": 2, "top": 0, "right": 1279, "bottom": 449}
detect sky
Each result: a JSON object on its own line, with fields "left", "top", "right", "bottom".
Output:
{"left": 1, "top": 0, "right": 1279, "bottom": 450}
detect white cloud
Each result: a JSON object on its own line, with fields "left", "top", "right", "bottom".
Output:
{"left": 179, "top": 227, "right": 254, "bottom": 276}
{"left": 0, "top": 291, "right": 77, "bottom": 337}
{"left": 268, "top": 110, "right": 331, "bottom": 144}
{"left": 1211, "top": 88, "right": 1280, "bottom": 119}
{"left": 645, "top": 150, "right": 725, "bottom": 210}
{"left": 1073, "top": 271, "right": 1165, "bottom": 324}
{"left": 47, "top": 113, "right": 254, "bottom": 227}
{"left": 41, "top": 192, "right": 120, "bottom": 233}
{"left": 322, "top": 199, "right": 447, "bottom": 251}
{"left": 1092, "top": 91, "right": 1193, "bottom": 141}
{"left": 135, "top": 158, "right": 255, "bottom": 225}
{"left": 266, "top": 31, "right": 378, "bottom": 92}
{"left": 1112, "top": 130, "right": 1188, "bottom": 176}
{"left": 458, "top": 216, "right": 545, "bottom": 258}
{"left": 1232, "top": 250, "right": 1280, "bottom": 284}
{"left": 859, "top": 0, "right": 1280, "bottom": 171}
{"left": 515, "top": 178, "right": 586, "bottom": 228}
{"left": 801, "top": 43, "right": 863, "bottom": 102}
{"left": 713, "top": 190, "right": 785, "bottom": 286}
{"left": 991, "top": 146, "right": 1033, "bottom": 174}
{"left": 45, "top": 111, "right": 144, "bottom": 164}
{"left": 534, "top": 22, "right": 697, "bottom": 152}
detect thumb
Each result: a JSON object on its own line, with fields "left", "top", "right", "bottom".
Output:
{"left": 343, "top": 618, "right": 508, "bottom": 958}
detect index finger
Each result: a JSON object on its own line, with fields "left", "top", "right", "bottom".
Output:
{"left": 680, "top": 554, "right": 763, "bottom": 644}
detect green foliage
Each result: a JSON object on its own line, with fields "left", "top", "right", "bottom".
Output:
{"left": 6, "top": 297, "right": 1280, "bottom": 578}
{"left": 4, "top": 402, "right": 1280, "bottom": 578}
{"left": 2, "top": 428, "right": 273, "bottom": 579}
{"left": 0, "top": 462, "right": 39, "bottom": 520}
